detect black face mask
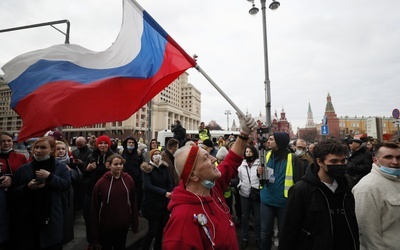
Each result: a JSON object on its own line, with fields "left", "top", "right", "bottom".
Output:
{"left": 324, "top": 164, "right": 347, "bottom": 179}
{"left": 245, "top": 156, "right": 254, "bottom": 163}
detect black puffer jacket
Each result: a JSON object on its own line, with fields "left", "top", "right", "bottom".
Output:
{"left": 279, "top": 163, "right": 359, "bottom": 250}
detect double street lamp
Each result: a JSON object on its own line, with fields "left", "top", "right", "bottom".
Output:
{"left": 246, "top": 0, "right": 280, "bottom": 131}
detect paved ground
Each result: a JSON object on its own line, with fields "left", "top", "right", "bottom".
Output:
{"left": 64, "top": 209, "right": 278, "bottom": 250}
{"left": 63, "top": 210, "right": 147, "bottom": 250}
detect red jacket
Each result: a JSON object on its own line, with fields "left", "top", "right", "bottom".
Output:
{"left": 91, "top": 171, "right": 138, "bottom": 240}
{"left": 0, "top": 150, "right": 28, "bottom": 174}
{"left": 163, "top": 150, "right": 243, "bottom": 250}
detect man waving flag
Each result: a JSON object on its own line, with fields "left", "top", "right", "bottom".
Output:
{"left": 2, "top": 0, "right": 197, "bottom": 141}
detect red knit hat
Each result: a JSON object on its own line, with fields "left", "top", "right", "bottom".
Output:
{"left": 96, "top": 135, "right": 111, "bottom": 147}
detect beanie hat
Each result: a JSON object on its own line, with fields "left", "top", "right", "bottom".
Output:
{"left": 216, "top": 146, "right": 228, "bottom": 161}
{"left": 273, "top": 132, "right": 290, "bottom": 151}
{"left": 96, "top": 135, "right": 111, "bottom": 147}
{"left": 149, "top": 149, "right": 160, "bottom": 159}
{"left": 203, "top": 139, "right": 213, "bottom": 148}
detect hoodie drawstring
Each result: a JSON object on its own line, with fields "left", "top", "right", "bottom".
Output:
{"left": 107, "top": 176, "right": 114, "bottom": 204}
{"left": 106, "top": 175, "right": 130, "bottom": 205}
{"left": 121, "top": 177, "right": 131, "bottom": 205}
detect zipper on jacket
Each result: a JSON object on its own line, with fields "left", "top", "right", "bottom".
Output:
{"left": 342, "top": 193, "right": 357, "bottom": 250}
{"left": 318, "top": 188, "right": 334, "bottom": 240}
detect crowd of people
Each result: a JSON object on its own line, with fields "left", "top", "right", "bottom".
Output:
{"left": 0, "top": 115, "right": 400, "bottom": 250}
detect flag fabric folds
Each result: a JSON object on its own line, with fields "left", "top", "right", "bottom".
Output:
{"left": 2, "top": 0, "right": 197, "bottom": 141}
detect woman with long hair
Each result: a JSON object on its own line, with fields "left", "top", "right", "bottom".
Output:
{"left": 9, "top": 136, "right": 71, "bottom": 250}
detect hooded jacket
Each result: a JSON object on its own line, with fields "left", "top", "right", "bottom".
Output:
{"left": 83, "top": 148, "right": 114, "bottom": 195}
{"left": 121, "top": 136, "right": 143, "bottom": 183}
{"left": 91, "top": 171, "right": 138, "bottom": 241}
{"left": 163, "top": 149, "right": 243, "bottom": 250}
{"left": 280, "top": 163, "right": 359, "bottom": 250}
{"left": 261, "top": 132, "right": 303, "bottom": 207}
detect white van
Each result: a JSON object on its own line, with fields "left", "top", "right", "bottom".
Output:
{"left": 156, "top": 129, "right": 240, "bottom": 148}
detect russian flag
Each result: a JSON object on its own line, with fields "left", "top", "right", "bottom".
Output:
{"left": 2, "top": 0, "right": 197, "bottom": 141}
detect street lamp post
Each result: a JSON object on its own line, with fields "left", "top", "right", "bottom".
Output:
{"left": 247, "top": 0, "right": 279, "bottom": 131}
{"left": 225, "top": 110, "right": 231, "bottom": 131}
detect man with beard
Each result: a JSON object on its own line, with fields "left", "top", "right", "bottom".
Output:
{"left": 279, "top": 139, "right": 359, "bottom": 250}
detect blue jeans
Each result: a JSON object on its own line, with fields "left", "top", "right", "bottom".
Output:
{"left": 260, "top": 202, "right": 286, "bottom": 250}
{"left": 240, "top": 196, "right": 261, "bottom": 241}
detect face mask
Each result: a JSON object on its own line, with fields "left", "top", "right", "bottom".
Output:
{"left": 378, "top": 160, "right": 400, "bottom": 177}
{"left": 34, "top": 154, "right": 51, "bottom": 162}
{"left": 295, "top": 149, "right": 305, "bottom": 156}
{"left": 245, "top": 156, "right": 254, "bottom": 162}
{"left": 323, "top": 164, "right": 347, "bottom": 179}
{"left": 127, "top": 145, "right": 135, "bottom": 150}
{"left": 152, "top": 154, "right": 162, "bottom": 162}
{"left": 196, "top": 175, "right": 215, "bottom": 189}
{"left": 198, "top": 143, "right": 203, "bottom": 148}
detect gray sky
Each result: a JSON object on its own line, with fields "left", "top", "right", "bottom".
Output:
{"left": 1, "top": 0, "right": 399, "bottom": 132}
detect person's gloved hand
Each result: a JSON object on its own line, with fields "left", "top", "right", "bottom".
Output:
{"left": 238, "top": 113, "right": 256, "bottom": 135}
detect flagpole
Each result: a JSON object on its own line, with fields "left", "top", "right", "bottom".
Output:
{"left": 195, "top": 65, "right": 246, "bottom": 119}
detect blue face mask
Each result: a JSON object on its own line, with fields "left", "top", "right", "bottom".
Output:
{"left": 127, "top": 145, "right": 135, "bottom": 150}
{"left": 201, "top": 180, "right": 215, "bottom": 189}
{"left": 379, "top": 165, "right": 400, "bottom": 177}
{"left": 196, "top": 175, "right": 215, "bottom": 189}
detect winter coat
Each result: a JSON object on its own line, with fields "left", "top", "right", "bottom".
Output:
{"left": 72, "top": 145, "right": 93, "bottom": 171}
{"left": 120, "top": 136, "right": 143, "bottom": 183}
{"left": 279, "top": 163, "right": 359, "bottom": 250}
{"left": 140, "top": 160, "right": 173, "bottom": 219}
{"left": 352, "top": 164, "right": 400, "bottom": 250}
{"left": 83, "top": 148, "right": 114, "bottom": 195}
{"left": 0, "top": 150, "right": 28, "bottom": 174}
{"left": 8, "top": 158, "right": 71, "bottom": 249}
{"left": 237, "top": 159, "right": 260, "bottom": 197}
{"left": 91, "top": 171, "right": 138, "bottom": 241}
{"left": 163, "top": 149, "right": 243, "bottom": 250}
{"left": 260, "top": 132, "right": 303, "bottom": 207}
{"left": 172, "top": 123, "right": 186, "bottom": 142}
{"left": 346, "top": 146, "right": 373, "bottom": 187}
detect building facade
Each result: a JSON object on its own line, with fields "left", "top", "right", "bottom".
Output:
{"left": 297, "top": 93, "right": 398, "bottom": 142}
{"left": 0, "top": 72, "right": 201, "bottom": 144}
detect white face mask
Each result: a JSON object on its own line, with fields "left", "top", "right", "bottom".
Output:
{"left": 295, "top": 149, "right": 305, "bottom": 156}
{"left": 34, "top": 154, "right": 51, "bottom": 162}
{"left": 152, "top": 154, "right": 162, "bottom": 162}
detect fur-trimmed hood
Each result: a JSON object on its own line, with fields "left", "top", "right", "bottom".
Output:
{"left": 140, "top": 160, "right": 168, "bottom": 173}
